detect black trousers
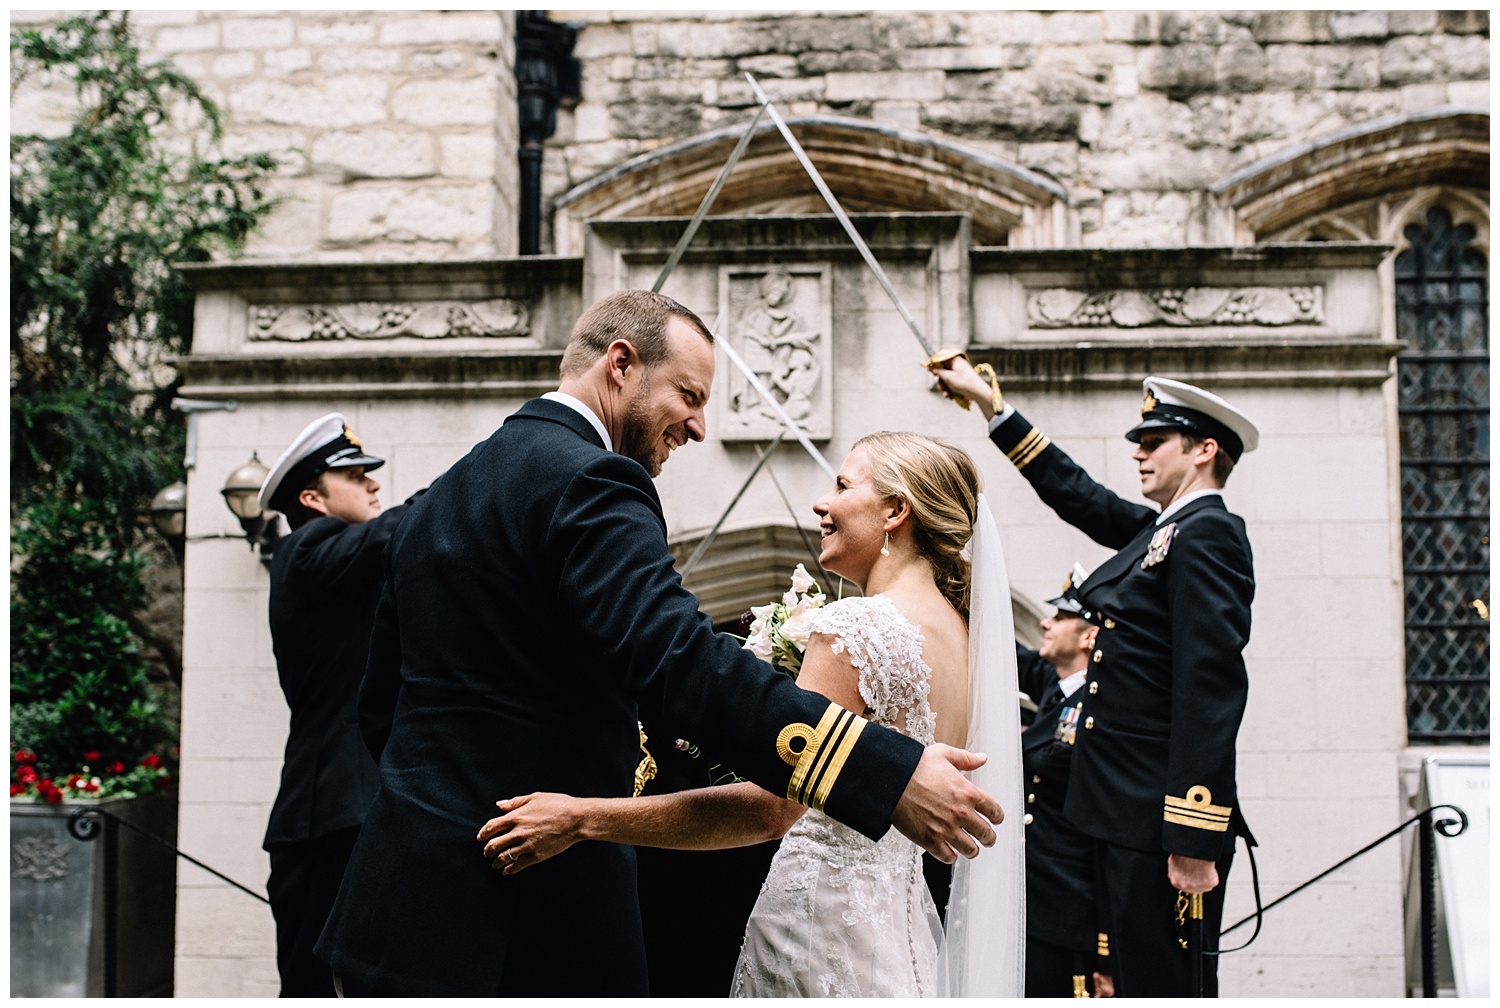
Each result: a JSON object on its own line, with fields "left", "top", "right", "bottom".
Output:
{"left": 1026, "top": 934, "right": 1096, "bottom": 997}
{"left": 267, "top": 827, "right": 361, "bottom": 998}
{"left": 1094, "top": 840, "right": 1235, "bottom": 997}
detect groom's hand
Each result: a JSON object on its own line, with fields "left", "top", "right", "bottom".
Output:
{"left": 891, "top": 744, "right": 1003, "bottom": 863}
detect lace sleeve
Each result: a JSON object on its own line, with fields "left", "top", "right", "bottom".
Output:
{"left": 808, "top": 596, "right": 931, "bottom": 731}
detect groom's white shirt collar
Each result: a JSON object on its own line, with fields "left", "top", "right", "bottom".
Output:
{"left": 543, "top": 391, "right": 612, "bottom": 452}
{"left": 1058, "top": 669, "right": 1087, "bottom": 699}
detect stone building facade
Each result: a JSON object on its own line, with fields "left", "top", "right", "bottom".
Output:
{"left": 12, "top": 9, "right": 1488, "bottom": 998}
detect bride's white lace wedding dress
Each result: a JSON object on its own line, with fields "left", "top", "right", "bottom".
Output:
{"left": 729, "top": 594, "right": 944, "bottom": 997}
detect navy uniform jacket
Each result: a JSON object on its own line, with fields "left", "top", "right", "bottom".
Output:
{"left": 263, "top": 505, "right": 407, "bottom": 849}
{"left": 1021, "top": 655, "right": 1100, "bottom": 955}
{"left": 316, "top": 398, "right": 923, "bottom": 995}
{"left": 992, "top": 410, "right": 1254, "bottom": 861}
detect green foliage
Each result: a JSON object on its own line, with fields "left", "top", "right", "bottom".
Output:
{"left": 9, "top": 12, "right": 277, "bottom": 775}
{"left": 10, "top": 499, "right": 171, "bottom": 776}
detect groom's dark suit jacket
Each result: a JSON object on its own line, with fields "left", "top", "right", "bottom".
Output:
{"left": 315, "top": 398, "right": 924, "bottom": 995}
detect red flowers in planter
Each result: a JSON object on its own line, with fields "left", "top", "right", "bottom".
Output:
{"left": 10, "top": 749, "right": 173, "bottom": 802}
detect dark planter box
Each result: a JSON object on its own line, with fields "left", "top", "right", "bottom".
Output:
{"left": 11, "top": 795, "right": 177, "bottom": 997}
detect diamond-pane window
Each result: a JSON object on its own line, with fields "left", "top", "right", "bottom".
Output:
{"left": 1396, "top": 206, "right": 1489, "bottom": 743}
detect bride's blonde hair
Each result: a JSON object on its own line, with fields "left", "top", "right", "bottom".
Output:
{"left": 853, "top": 431, "right": 981, "bottom": 620}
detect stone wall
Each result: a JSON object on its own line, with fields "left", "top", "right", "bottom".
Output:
{"left": 12, "top": 10, "right": 520, "bottom": 262}
{"left": 546, "top": 9, "right": 1488, "bottom": 247}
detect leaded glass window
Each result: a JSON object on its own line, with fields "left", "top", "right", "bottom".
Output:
{"left": 1396, "top": 206, "right": 1489, "bottom": 742}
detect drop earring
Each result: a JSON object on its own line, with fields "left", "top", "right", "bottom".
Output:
{"left": 881, "top": 532, "right": 890, "bottom": 557}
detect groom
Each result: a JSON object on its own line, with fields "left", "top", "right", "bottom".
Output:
{"left": 316, "top": 290, "right": 1003, "bottom": 996}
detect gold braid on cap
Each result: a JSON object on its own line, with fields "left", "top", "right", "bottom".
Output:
{"left": 925, "top": 350, "right": 1004, "bottom": 414}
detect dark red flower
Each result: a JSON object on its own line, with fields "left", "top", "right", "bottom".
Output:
{"left": 66, "top": 774, "right": 83, "bottom": 789}
{"left": 84, "top": 752, "right": 100, "bottom": 763}
{"left": 109, "top": 761, "right": 126, "bottom": 775}
{"left": 14, "top": 750, "right": 35, "bottom": 764}
{"left": 43, "top": 788, "right": 63, "bottom": 804}
{"left": 738, "top": 610, "right": 756, "bottom": 636}
{"left": 82, "top": 781, "right": 99, "bottom": 794}
{"left": 140, "top": 754, "right": 163, "bottom": 769}
{"left": 10, "top": 783, "right": 26, "bottom": 797}
{"left": 16, "top": 766, "right": 38, "bottom": 784}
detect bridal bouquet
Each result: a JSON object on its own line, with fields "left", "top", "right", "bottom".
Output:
{"left": 739, "top": 563, "right": 827, "bottom": 678}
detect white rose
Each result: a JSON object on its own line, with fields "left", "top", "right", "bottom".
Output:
{"left": 780, "top": 607, "right": 818, "bottom": 649}
{"left": 789, "top": 563, "right": 816, "bottom": 595}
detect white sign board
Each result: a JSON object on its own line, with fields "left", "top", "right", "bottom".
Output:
{"left": 1423, "top": 754, "right": 1489, "bottom": 998}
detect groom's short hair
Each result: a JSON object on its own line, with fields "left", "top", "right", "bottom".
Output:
{"left": 560, "top": 289, "right": 714, "bottom": 377}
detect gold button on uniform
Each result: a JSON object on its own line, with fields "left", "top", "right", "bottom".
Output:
{"left": 1032, "top": 774, "right": 1041, "bottom": 784}
{"left": 1024, "top": 813, "right": 1034, "bottom": 825}
{"left": 1092, "top": 649, "right": 1103, "bottom": 663}
{"left": 1104, "top": 618, "right": 1116, "bottom": 629}
{"left": 1027, "top": 793, "right": 1036, "bottom": 804}
{"left": 1089, "top": 681, "right": 1099, "bottom": 694}
{"left": 1085, "top": 716, "right": 1095, "bottom": 729}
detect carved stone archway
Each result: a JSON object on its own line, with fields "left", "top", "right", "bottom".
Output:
{"left": 1212, "top": 106, "right": 1489, "bottom": 244}
{"left": 553, "top": 115, "right": 1068, "bottom": 255}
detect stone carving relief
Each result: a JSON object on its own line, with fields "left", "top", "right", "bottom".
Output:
{"left": 13, "top": 837, "right": 69, "bottom": 882}
{"left": 1028, "top": 286, "right": 1323, "bottom": 329}
{"left": 720, "top": 265, "right": 833, "bottom": 442}
{"left": 249, "top": 299, "right": 530, "bottom": 342}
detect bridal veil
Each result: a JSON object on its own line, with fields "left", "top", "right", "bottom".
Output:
{"left": 937, "top": 492, "right": 1026, "bottom": 996}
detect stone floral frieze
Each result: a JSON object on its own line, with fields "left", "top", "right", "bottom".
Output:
{"left": 249, "top": 299, "right": 530, "bottom": 342}
{"left": 1027, "top": 286, "right": 1323, "bottom": 328}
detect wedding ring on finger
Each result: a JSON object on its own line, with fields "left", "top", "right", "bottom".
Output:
{"left": 504, "top": 849, "right": 517, "bottom": 863}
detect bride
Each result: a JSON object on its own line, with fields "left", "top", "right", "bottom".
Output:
{"left": 476, "top": 432, "right": 1024, "bottom": 996}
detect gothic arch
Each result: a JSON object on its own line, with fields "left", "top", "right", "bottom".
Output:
{"left": 671, "top": 520, "right": 1043, "bottom": 648}
{"left": 1212, "top": 107, "right": 1488, "bottom": 243}
{"left": 553, "top": 115, "right": 1068, "bottom": 255}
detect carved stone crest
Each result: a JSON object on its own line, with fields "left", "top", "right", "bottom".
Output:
{"left": 13, "top": 836, "right": 69, "bottom": 882}
{"left": 1028, "top": 286, "right": 1323, "bottom": 329}
{"left": 719, "top": 265, "right": 833, "bottom": 442}
{"left": 249, "top": 299, "right": 530, "bottom": 342}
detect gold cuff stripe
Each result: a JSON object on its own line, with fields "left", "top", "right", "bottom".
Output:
{"left": 1163, "top": 809, "right": 1230, "bottom": 832}
{"left": 1097, "top": 932, "right": 1110, "bottom": 956}
{"left": 1005, "top": 428, "right": 1045, "bottom": 465}
{"left": 799, "top": 709, "right": 855, "bottom": 809}
{"left": 808, "top": 714, "right": 866, "bottom": 812}
{"left": 1008, "top": 430, "right": 1052, "bottom": 471}
{"left": 785, "top": 706, "right": 842, "bottom": 804}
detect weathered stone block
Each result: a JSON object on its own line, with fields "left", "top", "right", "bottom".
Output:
{"left": 871, "top": 100, "right": 921, "bottom": 130}
{"left": 392, "top": 78, "right": 500, "bottom": 127}
{"left": 312, "top": 129, "right": 436, "bottom": 180}
{"left": 319, "top": 46, "right": 403, "bottom": 73}
{"left": 1251, "top": 10, "right": 1332, "bottom": 44}
{"left": 1103, "top": 10, "right": 1157, "bottom": 44}
{"left": 571, "top": 101, "right": 610, "bottom": 143}
{"left": 1138, "top": 42, "right": 1219, "bottom": 100}
{"left": 379, "top": 12, "right": 504, "bottom": 47}
{"left": 685, "top": 58, "right": 736, "bottom": 79}
{"left": 221, "top": 16, "right": 293, "bottom": 48}
{"left": 125, "top": 10, "right": 200, "bottom": 27}
{"left": 1379, "top": 35, "right": 1435, "bottom": 86}
{"left": 1434, "top": 33, "right": 1492, "bottom": 79}
{"left": 155, "top": 22, "right": 221, "bottom": 52}
{"left": 1018, "top": 141, "right": 1079, "bottom": 179}
{"left": 1218, "top": 40, "right": 1268, "bottom": 92}
{"left": 1159, "top": 10, "right": 1195, "bottom": 45}
{"left": 1329, "top": 10, "right": 1389, "bottom": 41}
{"left": 920, "top": 97, "right": 1081, "bottom": 145}
{"left": 1446, "top": 79, "right": 1491, "bottom": 106}
{"left": 297, "top": 19, "right": 378, "bottom": 47}
{"left": 610, "top": 93, "right": 703, "bottom": 139}
{"left": 737, "top": 53, "right": 799, "bottom": 78}
{"left": 439, "top": 133, "right": 496, "bottom": 179}
{"left": 262, "top": 48, "right": 313, "bottom": 75}
{"left": 1044, "top": 9, "right": 1104, "bottom": 45}
{"left": 1400, "top": 81, "right": 1451, "bottom": 112}
{"left": 231, "top": 76, "right": 387, "bottom": 127}
{"left": 715, "top": 75, "right": 823, "bottom": 109}
{"left": 896, "top": 45, "right": 1004, "bottom": 72}
{"left": 327, "top": 183, "right": 494, "bottom": 244}
{"left": 778, "top": 14, "right": 877, "bottom": 54}
{"left": 1264, "top": 44, "right": 1315, "bottom": 90}
{"left": 634, "top": 56, "right": 685, "bottom": 81}
{"left": 212, "top": 51, "right": 256, "bottom": 78}
{"left": 825, "top": 70, "right": 945, "bottom": 103}
{"left": 1437, "top": 10, "right": 1488, "bottom": 34}
{"left": 1313, "top": 45, "right": 1381, "bottom": 91}
{"left": 1386, "top": 10, "right": 1439, "bottom": 35}
{"left": 572, "top": 22, "right": 631, "bottom": 59}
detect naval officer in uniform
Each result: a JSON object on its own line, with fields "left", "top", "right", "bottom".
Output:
{"left": 259, "top": 414, "right": 416, "bottom": 996}
{"left": 1021, "top": 565, "right": 1112, "bottom": 998}
{"left": 930, "top": 356, "right": 1257, "bottom": 997}
{"left": 316, "top": 290, "right": 1003, "bottom": 996}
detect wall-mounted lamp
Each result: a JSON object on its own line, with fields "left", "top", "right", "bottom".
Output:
{"left": 149, "top": 452, "right": 280, "bottom": 569}
{"left": 221, "top": 452, "right": 280, "bottom": 566}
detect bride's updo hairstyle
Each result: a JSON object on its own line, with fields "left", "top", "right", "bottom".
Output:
{"left": 853, "top": 431, "right": 981, "bottom": 620}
